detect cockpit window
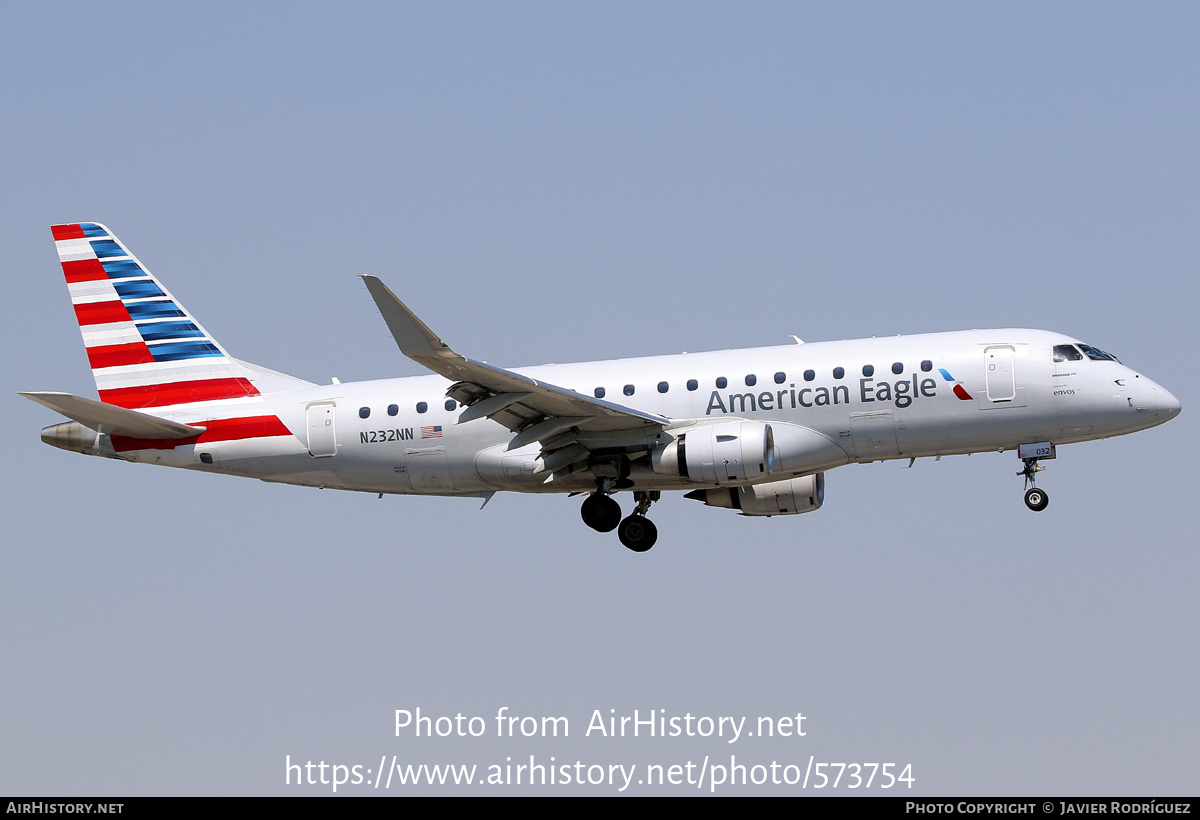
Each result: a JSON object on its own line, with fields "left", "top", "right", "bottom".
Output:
{"left": 1079, "top": 344, "right": 1119, "bottom": 363}
{"left": 1053, "top": 344, "right": 1083, "bottom": 362}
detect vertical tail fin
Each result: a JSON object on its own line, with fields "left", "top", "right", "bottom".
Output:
{"left": 51, "top": 222, "right": 262, "bottom": 410}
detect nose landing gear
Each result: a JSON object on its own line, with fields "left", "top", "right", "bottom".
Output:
{"left": 1019, "top": 456, "right": 1049, "bottom": 512}
{"left": 1023, "top": 486, "right": 1049, "bottom": 512}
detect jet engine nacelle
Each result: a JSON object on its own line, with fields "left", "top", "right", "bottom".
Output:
{"left": 651, "top": 420, "right": 774, "bottom": 486}
{"left": 652, "top": 420, "right": 849, "bottom": 489}
{"left": 685, "top": 473, "right": 825, "bottom": 516}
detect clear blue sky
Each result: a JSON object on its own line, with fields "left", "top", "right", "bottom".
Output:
{"left": 2, "top": 2, "right": 1197, "bottom": 794}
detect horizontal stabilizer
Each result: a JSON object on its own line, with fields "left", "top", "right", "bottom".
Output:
{"left": 20, "top": 391, "right": 206, "bottom": 439}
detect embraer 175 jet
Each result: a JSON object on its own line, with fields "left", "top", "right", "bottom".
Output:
{"left": 23, "top": 223, "right": 1181, "bottom": 551}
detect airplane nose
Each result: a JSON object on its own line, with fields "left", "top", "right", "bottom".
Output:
{"left": 1158, "top": 386, "right": 1182, "bottom": 419}
{"left": 1142, "top": 381, "right": 1181, "bottom": 421}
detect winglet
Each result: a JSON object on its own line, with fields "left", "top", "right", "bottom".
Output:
{"left": 359, "top": 275, "right": 456, "bottom": 362}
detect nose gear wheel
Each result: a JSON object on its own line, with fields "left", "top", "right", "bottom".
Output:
{"left": 1019, "top": 457, "right": 1049, "bottom": 512}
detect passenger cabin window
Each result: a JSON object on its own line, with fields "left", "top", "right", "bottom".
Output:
{"left": 1053, "top": 344, "right": 1084, "bottom": 362}
{"left": 388, "top": 404, "right": 399, "bottom": 416}
{"left": 657, "top": 381, "right": 669, "bottom": 393}
{"left": 416, "top": 402, "right": 428, "bottom": 413}
{"left": 774, "top": 371, "right": 786, "bottom": 384}
{"left": 921, "top": 360, "right": 932, "bottom": 372}
{"left": 833, "top": 367, "right": 845, "bottom": 380}
{"left": 594, "top": 387, "right": 605, "bottom": 398}
{"left": 445, "top": 399, "right": 456, "bottom": 411}
{"left": 359, "top": 407, "right": 370, "bottom": 419}
{"left": 862, "top": 364, "right": 874, "bottom": 377}
{"left": 687, "top": 379, "right": 698, "bottom": 391}
{"left": 803, "top": 370, "right": 815, "bottom": 382}
{"left": 716, "top": 377, "right": 727, "bottom": 389}
{"left": 745, "top": 374, "right": 757, "bottom": 386}
{"left": 892, "top": 362, "right": 904, "bottom": 375}
{"left": 623, "top": 384, "right": 635, "bottom": 396}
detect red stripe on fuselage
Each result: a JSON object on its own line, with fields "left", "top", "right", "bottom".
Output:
{"left": 86, "top": 342, "right": 155, "bottom": 369}
{"left": 110, "top": 415, "right": 294, "bottom": 452}
{"left": 52, "top": 224, "right": 85, "bottom": 241}
{"left": 99, "top": 377, "right": 261, "bottom": 409}
{"left": 200, "top": 415, "right": 293, "bottom": 442}
{"left": 62, "top": 259, "right": 107, "bottom": 283}
{"left": 74, "top": 300, "right": 131, "bottom": 326}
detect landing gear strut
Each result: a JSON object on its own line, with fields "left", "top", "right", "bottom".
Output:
{"left": 1019, "top": 457, "right": 1049, "bottom": 512}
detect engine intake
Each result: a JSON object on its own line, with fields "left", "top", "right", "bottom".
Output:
{"left": 652, "top": 420, "right": 849, "bottom": 488}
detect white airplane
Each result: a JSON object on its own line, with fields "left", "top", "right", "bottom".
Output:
{"left": 23, "top": 223, "right": 1181, "bottom": 551}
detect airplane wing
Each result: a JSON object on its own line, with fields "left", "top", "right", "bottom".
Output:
{"left": 20, "top": 391, "right": 206, "bottom": 439}
{"left": 360, "top": 276, "right": 668, "bottom": 456}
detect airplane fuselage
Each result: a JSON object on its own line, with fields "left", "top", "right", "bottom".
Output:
{"left": 84, "top": 328, "right": 1175, "bottom": 497}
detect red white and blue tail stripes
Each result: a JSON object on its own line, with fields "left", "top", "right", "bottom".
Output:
{"left": 52, "top": 222, "right": 261, "bottom": 410}
{"left": 51, "top": 223, "right": 297, "bottom": 453}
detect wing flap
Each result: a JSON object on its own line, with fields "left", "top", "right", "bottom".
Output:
{"left": 457, "top": 392, "right": 531, "bottom": 424}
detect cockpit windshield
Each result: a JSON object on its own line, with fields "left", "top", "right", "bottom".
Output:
{"left": 1079, "top": 344, "right": 1120, "bottom": 363}
{"left": 1054, "top": 343, "right": 1121, "bottom": 364}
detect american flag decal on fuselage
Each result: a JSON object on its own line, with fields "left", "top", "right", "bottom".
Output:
{"left": 51, "top": 223, "right": 295, "bottom": 450}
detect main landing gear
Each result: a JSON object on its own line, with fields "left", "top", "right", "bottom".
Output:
{"left": 580, "top": 486, "right": 660, "bottom": 552}
{"left": 1019, "top": 457, "right": 1049, "bottom": 512}
{"left": 580, "top": 491, "right": 621, "bottom": 532}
